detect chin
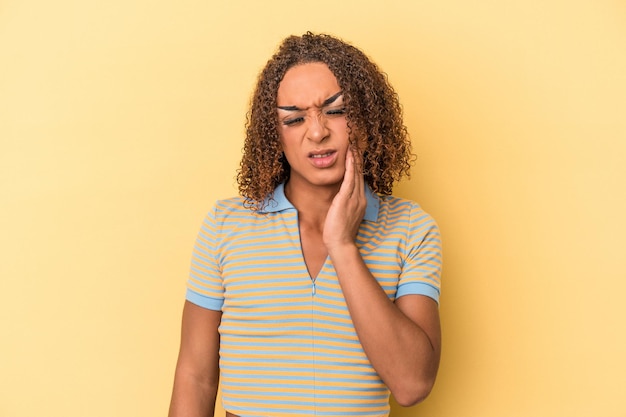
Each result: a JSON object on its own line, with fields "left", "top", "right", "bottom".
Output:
{"left": 310, "top": 174, "right": 345, "bottom": 188}
{"left": 290, "top": 172, "right": 343, "bottom": 189}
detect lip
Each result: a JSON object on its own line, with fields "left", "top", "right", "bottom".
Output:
{"left": 308, "top": 149, "right": 337, "bottom": 168}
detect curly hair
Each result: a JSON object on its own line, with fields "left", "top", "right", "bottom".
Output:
{"left": 237, "top": 32, "right": 414, "bottom": 211}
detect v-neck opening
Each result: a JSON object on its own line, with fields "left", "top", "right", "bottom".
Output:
{"left": 306, "top": 255, "right": 330, "bottom": 282}
{"left": 291, "top": 212, "right": 329, "bottom": 282}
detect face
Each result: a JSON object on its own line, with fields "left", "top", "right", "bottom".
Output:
{"left": 276, "top": 62, "right": 350, "bottom": 191}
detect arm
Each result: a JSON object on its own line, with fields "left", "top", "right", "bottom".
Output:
{"left": 329, "top": 247, "right": 441, "bottom": 406}
{"left": 324, "top": 149, "right": 441, "bottom": 406}
{"left": 169, "top": 300, "right": 222, "bottom": 417}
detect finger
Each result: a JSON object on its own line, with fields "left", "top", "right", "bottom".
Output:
{"left": 351, "top": 146, "right": 364, "bottom": 199}
{"left": 340, "top": 147, "right": 356, "bottom": 196}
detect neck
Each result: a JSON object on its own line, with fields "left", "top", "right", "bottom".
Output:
{"left": 284, "top": 180, "right": 339, "bottom": 227}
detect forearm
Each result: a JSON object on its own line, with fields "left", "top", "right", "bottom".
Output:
{"left": 169, "top": 302, "right": 222, "bottom": 417}
{"left": 329, "top": 243, "right": 440, "bottom": 406}
{"left": 169, "top": 367, "right": 218, "bottom": 417}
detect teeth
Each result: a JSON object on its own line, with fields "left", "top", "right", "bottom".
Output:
{"left": 311, "top": 153, "right": 332, "bottom": 158}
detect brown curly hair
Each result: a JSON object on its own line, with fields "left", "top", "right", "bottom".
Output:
{"left": 237, "top": 32, "right": 414, "bottom": 210}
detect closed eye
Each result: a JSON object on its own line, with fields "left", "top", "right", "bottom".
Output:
{"left": 325, "top": 108, "right": 346, "bottom": 116}
{"left": 282, "top": 117, "right": 305, "bottom": 126}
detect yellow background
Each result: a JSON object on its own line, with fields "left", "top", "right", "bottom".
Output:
{"left": 1, "top": 1, "right": 625, "bottom": 416}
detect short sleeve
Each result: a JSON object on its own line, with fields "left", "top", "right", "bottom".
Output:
{"left": 185, "top": 205, "right": 224, "bottom": 311}
{"left": 396, "top": 204, "right": 443, "bottom": 304}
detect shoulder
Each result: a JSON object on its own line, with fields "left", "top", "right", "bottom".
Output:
{"left": 379, "top": 194, "right": 434, "bottom": 221}
{"left": 379, "top": 194, "right": 420, "bottom": 209}
{"left": 376, "top": 194, "right": 440, "bottom": 242}
{"left": 207, "top": 195, "right": 281, "bottom": 229}
{"left": 204, "top": 195, "right": 251, "bottom": 225}
{"left": 211, "top": 184, "right": 289, "bottom": 217}
{"left": 212, "top": 195, "right": 246, "bottom": 213}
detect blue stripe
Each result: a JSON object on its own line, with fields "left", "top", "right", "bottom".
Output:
{"left": 224, "top": 380, "right": 385, "bottom": 393}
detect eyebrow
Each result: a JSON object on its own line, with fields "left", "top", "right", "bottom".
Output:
{"left": 277, "top": 91, "right": 343, "bottom": 111}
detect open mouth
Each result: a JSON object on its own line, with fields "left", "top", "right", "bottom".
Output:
{"left": 308, "top": 150, "right": 337, "bottom": 167}
{"left": 310, "top": 152, "right": 334, "bottom": 158}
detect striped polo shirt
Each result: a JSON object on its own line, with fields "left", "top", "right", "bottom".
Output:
{"left": 186, "top": 183, "right": 442, "bottom": 417}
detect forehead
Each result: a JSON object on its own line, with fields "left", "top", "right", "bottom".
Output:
{"left": 277, "top": 62, "right": 341, "bottom": 106}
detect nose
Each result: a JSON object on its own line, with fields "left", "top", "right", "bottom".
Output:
{"left": 306, "top": 111, "right": 329, "bottom": 143}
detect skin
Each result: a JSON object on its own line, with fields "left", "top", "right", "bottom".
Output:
{"left": 169, "top": 62, "right": 441, "bottom": 417}
{"left": 277, "top": 62, "right": 352, "bottom": 278}
{"left": 169, "top": 301, "right": 221, "bottom": 417}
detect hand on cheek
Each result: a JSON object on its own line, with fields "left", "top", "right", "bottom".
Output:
{"left": 323, "top": 147, "right": 366, "bottom": 252}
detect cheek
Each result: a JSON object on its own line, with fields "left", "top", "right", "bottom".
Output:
{"left": 329, "top": 118, "right": 350, "bottom": 138}
{"left": 278, "top": 125, "right": 301, "bottom": 143}
{"left": 278, "top": 135, "right": 298, "bottom": 161}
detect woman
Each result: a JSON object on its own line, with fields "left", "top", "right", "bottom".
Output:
{"left": 169, "top": 32, "right": 442, "bottom": 417}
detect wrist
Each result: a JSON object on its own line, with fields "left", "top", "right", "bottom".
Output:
{"left": 326, "top": 241, "right": 359, "bottom": 261}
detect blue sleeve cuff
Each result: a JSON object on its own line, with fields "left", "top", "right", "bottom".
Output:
{"left": 396, "top": 282, "right": 440, "bottom": 304}
{"left": 185, "top": 288, "right": 224, "bottom": 311}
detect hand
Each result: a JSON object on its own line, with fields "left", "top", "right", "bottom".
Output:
{"left": 323, "top": 147, "right": 366, "bottom": 252}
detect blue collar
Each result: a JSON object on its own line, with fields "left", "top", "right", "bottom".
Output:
{"left": 260, "top": 182, "right": 380, "bottom": 222}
